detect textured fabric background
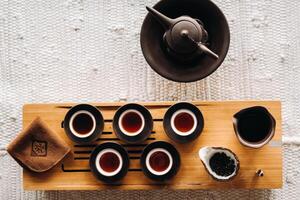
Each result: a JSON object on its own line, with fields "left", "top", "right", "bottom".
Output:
{"left": 0, "top": 0, "right": 300, "bottom": 199}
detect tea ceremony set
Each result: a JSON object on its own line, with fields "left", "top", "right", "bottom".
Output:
{"left": 6, "top": 0, "right": 282, "bottom": 192}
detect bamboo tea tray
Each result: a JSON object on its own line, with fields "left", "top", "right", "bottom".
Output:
{"left": 23, "top": 101, "right": 282, "bottom": 190}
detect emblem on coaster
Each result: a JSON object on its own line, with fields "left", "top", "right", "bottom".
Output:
{"left": 31, "top": 140, "right": 48, "bottom": 157}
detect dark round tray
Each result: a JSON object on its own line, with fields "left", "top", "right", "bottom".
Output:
{"left": 140, "top": 0, "right": 230, "bottom": 82}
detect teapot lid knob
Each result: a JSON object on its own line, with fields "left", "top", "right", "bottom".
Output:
{"left": 180, "top": 29, "right": 189, "bottom": 37}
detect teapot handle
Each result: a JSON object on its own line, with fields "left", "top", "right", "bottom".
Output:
{"left": 146, "top": 6, "right": 174, "bottom": 30}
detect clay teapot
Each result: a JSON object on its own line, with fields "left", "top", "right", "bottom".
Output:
{"left": 146, "top": 6, "right": 219, "bottom": 60}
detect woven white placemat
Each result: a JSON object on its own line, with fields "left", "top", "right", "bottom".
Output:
{"left": 0, "top": 0, "right": 300, "bottom": 199}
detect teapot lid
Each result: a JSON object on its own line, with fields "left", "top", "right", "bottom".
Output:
{"left": 166, "top": 19, "right": 201, "bottom": 54}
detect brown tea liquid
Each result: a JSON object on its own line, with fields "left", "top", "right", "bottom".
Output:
{"left": 149, "top": 151, "right": 170, "bottom": 172}
{"left": 99, "top": 152, "right": 120, "bottom": 173}
{"left": 237, "top": 112, "right": 271, "bottom": 143}
{"left": 174, "top": 112, "right": 194, "bottom": 133}
{"left": 121, "top": 111, "right": 143, "bottom": 133}
{"left": 72, "top": 113, "right": 94, "bottom": 135}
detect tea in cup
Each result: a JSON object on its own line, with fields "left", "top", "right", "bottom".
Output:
{"left": 63, "top": 104, "right": 104, "bottom": 143}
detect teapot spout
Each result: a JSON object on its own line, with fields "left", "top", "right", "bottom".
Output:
{"left": 146, "top": 6, "right": 174, "bottom": 29}
{"left": 183, "top": 34, "right": 219, "bottom": 59}
{"left": 197, "top": 43, "right": 219, "bottom": 59}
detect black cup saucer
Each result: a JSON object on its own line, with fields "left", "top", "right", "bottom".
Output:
{"left": 63, "top": 104, "right": 104, "bottom": 143}
{"left": 89, "top": 142, "right": 129, "bottom": 183}
{"left": 113, "top": 103, "right": 153, "bottom": 143}
{"left": 163, "top": 102, "right": 204, "bottom": 143}
{"left": 140, "top": 141, "right": 180, "bottom": 181}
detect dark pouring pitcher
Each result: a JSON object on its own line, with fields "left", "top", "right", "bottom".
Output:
{"left": 233, "top": 106, "right": 276, "bottom": 148}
